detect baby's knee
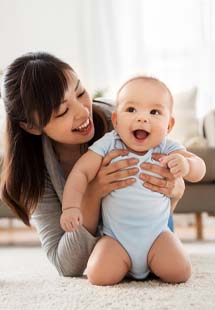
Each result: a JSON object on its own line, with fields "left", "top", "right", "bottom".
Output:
{"left": 176, "top": 259, "right": 192, "bottom": 283}
{"left": 163, "top": 259, "right": 192, "bottom": 284}
{"left": 86, "top": 260, "right": 115, "bottom": 286}
{"left": 86, "top": 261, "right": 103, "bottom": 285}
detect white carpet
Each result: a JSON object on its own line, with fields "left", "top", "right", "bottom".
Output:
{"left": 0, "top": 242, "right": 215, "bottom": 310}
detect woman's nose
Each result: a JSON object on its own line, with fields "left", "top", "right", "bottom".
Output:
{"left": 73, "top": 103, "right": 89, "bottom": 120}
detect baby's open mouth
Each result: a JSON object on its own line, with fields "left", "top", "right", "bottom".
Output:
{"left": 133, "top": 129, "right": 149, "bottom": 140}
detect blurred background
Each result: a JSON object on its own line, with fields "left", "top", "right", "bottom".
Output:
{"left": 0, "top": 0, "right": 214, "bottom": 245}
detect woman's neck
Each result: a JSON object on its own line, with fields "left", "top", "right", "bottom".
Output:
{"left": 53, "top": 142, "right": 82, "bottom": 177}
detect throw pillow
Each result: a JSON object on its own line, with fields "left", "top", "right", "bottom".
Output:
{"left": 169, "top": 87, "right": 201, "bottom": 146}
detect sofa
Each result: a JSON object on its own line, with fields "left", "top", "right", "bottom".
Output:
{"left": 174, "top": 109, "right": 215, "bottom": 239}
{"left": 0, "top": 93, "right": 214, "bottom": 239}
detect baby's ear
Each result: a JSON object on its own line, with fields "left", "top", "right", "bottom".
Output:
{"left": 167, "top": 116, "right": 175, "bottom": 133}
{"left": 111, "top": 111, "right": 118, "bottom": 129}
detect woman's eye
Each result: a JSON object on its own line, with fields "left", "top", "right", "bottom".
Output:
{"left": 126, "top": 107, "right": 136, "bottom": 113}
{"left": 56, "top": 108, "right": 69, "bottom": 118}
{"left": 150, "top": 109, "right": 160, "bottom": 115}
{"left": 77, "top": 89, "right": 85, "bottom": 98}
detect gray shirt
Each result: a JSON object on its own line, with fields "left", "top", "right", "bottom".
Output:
{"left": 31, "top": 101, "right": 113, "bottom": 276}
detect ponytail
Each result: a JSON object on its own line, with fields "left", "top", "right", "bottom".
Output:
{"left": 1, "top": 119, "right": 45, "bottom": 225}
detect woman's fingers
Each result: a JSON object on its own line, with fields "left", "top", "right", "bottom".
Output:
{"left": 140, "top": 157, "right": 178, "bottom": 197}
{"left": 101, "top": 149, "right": 129, "bottom": 167}
{"left": 92, "top": 149, "right": 140, "bottom": 198}
{"left": 140, "top": 162, "right": 174, "bottom": 180}
{"left": 102, "top": 157, "right": 139, "bottom": 175}
{"left": 108, "top": 177, "right": 136, "bottom": 191}
{"left": 141, "top": 171, "right": 185, "bottom": 199}
{"left": 140, "top": 172, "right": 175, "bottom": 189}
{"left": 106, "top": 167, "right": 139, "bottom": 182}
{"left": 144, "top": 182, "right": 172, "bottom": 196}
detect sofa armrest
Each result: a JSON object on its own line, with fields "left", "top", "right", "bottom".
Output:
{"left": 187, "top": 146, "right": 215, "bottom": 182}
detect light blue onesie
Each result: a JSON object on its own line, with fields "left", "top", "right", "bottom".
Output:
{"left": 89, "top": 130, "right": 185, "bottom": 279}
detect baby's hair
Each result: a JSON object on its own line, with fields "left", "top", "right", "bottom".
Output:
{"left": 115, "top": 75, "right": 173, "bottom": 112}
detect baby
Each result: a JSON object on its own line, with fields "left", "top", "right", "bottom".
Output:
{"left": 61, "top": 76, "right": 206, "bottom": 285}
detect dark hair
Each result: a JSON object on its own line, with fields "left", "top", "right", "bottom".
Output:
{"left": 0, "top": 52, "right": 73, "bottom": 225}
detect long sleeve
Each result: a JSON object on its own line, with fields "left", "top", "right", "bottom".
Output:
{"left": 31, "top": 174, "right": 99, "bottom": 276}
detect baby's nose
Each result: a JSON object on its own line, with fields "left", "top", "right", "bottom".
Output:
{"left": 138, "top": 118, "right": 148, "bottom": 123}
{"left": 137, "top": 114, "right": 149, "bottom": 123}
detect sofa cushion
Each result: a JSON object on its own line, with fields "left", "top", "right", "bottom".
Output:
{"left": 187, "top": 146, "right": 215, "bottom": 182}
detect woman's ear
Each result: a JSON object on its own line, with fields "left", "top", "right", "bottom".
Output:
{"left": 111, "top": 111, "right": 118, "bottom": 129}
{"left": 167, "top": 116, "right": 175, "bottom": 133}
{"left": 19, "top": 121, "right": 42, "bottom": 135}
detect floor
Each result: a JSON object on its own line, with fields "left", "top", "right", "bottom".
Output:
{"left": 1, "top": 242, "right": 215, "bottom": 310}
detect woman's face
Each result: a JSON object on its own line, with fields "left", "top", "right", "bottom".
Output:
{"left": 43, "top": 71, "right": 95, "bottom": 145}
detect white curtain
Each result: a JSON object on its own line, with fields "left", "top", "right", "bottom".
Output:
{"left": 0, "top": 0, "right": 214, "bottom": 116}
{"left": 73, "top": 0, "right": 215, "bottom": 117}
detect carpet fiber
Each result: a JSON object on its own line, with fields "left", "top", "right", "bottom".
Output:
{"left": 0, "top": 242, "right": 215, "bottom": 310}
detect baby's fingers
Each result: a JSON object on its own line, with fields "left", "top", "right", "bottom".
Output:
{"left": 170, "top": 166, "right": 180, "bottom": 174}
{"left": 159, "top": 155, "right": 172, "bottom": 167}
{"left": 170, "top": 166, "right": 182, "bottom": 178}
{"left": 78, "top": 213, "right": 83, "bottom": 226}
{"left": 71, "top": 216, "right": 82, "bottom": 230}
{"left": 66, "top": 221, "right": 75, "bottom": 232}
{"left": 167, "top": 159, "right": 179, "bottom": 169}
{"left": 173, "top": 172, "right": 184, "bottom": 178}
{"left": 61, "top": 221, "right": 74, "bottom": 232}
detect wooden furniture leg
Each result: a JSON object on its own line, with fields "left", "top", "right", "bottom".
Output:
{"left": 195, "top": 213, "right": 203, "bottom": 240}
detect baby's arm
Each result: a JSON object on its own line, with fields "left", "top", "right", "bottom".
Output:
{"left": 159, "top": 150, "right": 206, "bottom": 182}
{"left": 61, "top": 150, "right": 103, "bottom": 232}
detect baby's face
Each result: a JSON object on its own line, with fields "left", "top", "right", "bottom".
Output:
{"left": 112, "top": 78, "right": 174, "bottom": 155}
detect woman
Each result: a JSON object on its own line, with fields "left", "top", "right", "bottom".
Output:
{"left": 0, "top": 52, "right": 184, "bottom": 277}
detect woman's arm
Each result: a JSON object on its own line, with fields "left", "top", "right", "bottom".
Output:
{"left": 139, "top": 153, "right": 185, "bottom": 213}
{"left": 31, "top": 174, "right": 99, "bottom": 277}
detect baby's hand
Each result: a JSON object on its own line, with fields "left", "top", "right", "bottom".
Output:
{"left": 60, "top": 207, "right": 83, "bottom": 232}
{"left": 159, "top": 153, "right": 190, "bottom": 179}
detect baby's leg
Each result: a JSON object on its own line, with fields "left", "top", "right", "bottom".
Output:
{"left": 86, "top": 235, "right": 131, "bottom": 286}
{"left": 147, "top": 231, "right": 191, "bottom": 283}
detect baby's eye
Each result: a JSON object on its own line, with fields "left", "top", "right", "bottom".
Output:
{"left": 126, "top": 107, "right": 137, "bottom": 113}
{"left": 150, "top": 109, "right": 160, "bottom": 115}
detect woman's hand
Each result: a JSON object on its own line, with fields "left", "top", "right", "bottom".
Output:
{"left": 81, "top": 149, "right": 139, "bottom": 234}
{"left": 90, "top": 149, "right": 139, "bottom": 199}
{"left": 139, "top": 153, "right": 185, "bottom": 212}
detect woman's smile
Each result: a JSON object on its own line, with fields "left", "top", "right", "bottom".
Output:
{"left": 72, "top": 117, "right": 94, "bottom": 136}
